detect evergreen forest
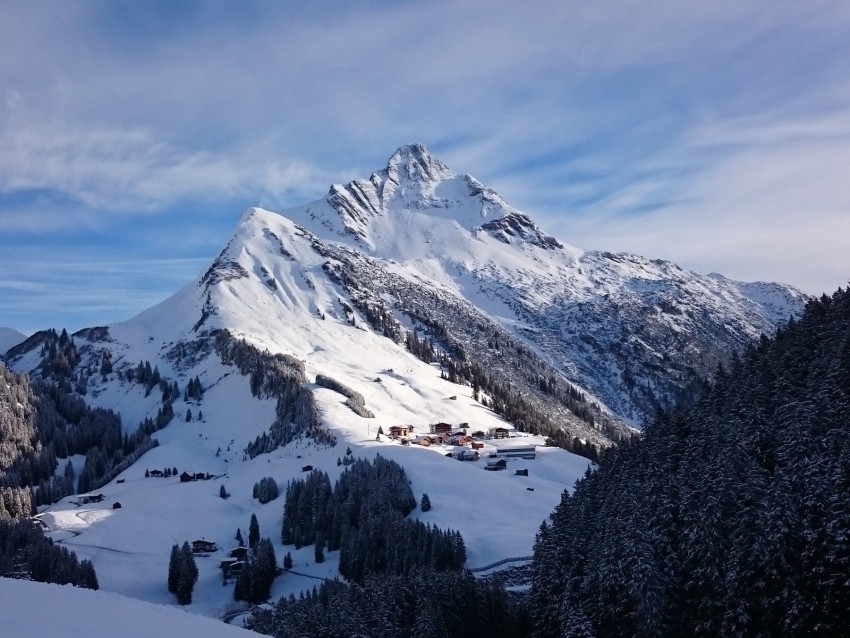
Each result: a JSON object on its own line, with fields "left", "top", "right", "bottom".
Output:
{"left": 530, "top": 288, "right": 850, "bottom": 637}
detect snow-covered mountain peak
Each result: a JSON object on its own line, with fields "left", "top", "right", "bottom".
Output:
{"left": 301, "top": 143, "right": 539, "bottom": 251}
{"left": 385, "top": 142, "right": 455, "bottom": 188}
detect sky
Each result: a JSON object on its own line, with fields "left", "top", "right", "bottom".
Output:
{"left": 1, "top": 0, "right": 849, "bottom": 335}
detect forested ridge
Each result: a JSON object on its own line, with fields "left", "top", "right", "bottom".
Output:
{"left": 248, "top": 456, "right": 529, "bottom": 638}
{"left": 531, "top": 288, "right": 850, "bottom": 637}
{"left": 1, "top": 329, "right": 169, "bottom": 518}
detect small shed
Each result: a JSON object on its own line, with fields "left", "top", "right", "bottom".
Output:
{"left": 301, "top": 465, "right": 314, "bottom": 472}
{"left": 112, "top": 501, "right": 123, "bottom": 509}
{"left": 485, "top": 459, "right": 508, "bottom": 471}
{"left": 515, "top": 469, "right": 529, "bottom": 477}
{"left": 179, "top": 471, "right": 193, "bottom": 483}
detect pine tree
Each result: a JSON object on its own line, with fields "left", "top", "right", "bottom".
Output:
{"left": 249, "top": 513, "right": 260, "bottom": 549}
{"left": 79, "top": 559, "right": 99, "bottom": 590}
{"left": 421, "top": 493, "right": 431, "bottom": 512}
{"left": 314, "top": 532, "right": 325, "bottom": 564}
{"left": 174, "top": 541, "right": 198, "bottom": 605}
{"left": 167, "top": 544, "right": 180, "bottom": 594}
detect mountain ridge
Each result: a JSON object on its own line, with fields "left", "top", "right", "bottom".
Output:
{"left": 6, "top": 143, "right": 807, "bottom": 435}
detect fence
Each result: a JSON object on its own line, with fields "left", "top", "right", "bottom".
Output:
{"left": 468, "top": 555, "right": 533, "bottom": 573}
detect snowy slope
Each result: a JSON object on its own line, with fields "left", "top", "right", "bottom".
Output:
{"left": 0, "top": 578, "right": 256, "bottom": 637}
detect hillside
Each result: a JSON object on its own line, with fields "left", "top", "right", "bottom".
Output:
{"left": 0, "top": 578, "right": 256, "bottom": 638}
{"left": 530, "top": 288, "right": 850, "bottom": 637}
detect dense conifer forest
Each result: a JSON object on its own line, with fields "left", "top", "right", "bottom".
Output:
{"left": 0, "top": 330, "right": 169, "bottom": 518}
{"left": 280, "top": 456, "right": 465, "bottom": 582}
{"left": 249, "top": 455, "right": 527, "bottom": 637}
{"left": 530, "top": 288, "right": 850, "bottom": 637}
{"left": 0, "top": 518, "right": 98, "bottom": 589}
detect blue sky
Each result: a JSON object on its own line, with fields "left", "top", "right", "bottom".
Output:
{"left": 2, "top": 1, "right": 849, "bottom": 334}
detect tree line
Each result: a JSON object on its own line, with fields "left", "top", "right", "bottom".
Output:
{"left": 0, "top": 518, "right": 98, "bottom": 589}
{"left": 212, "top": 330, "right": 335, "bottom": 457}
{"left": 530, "top": 287, "right": 850, "bottom": 637}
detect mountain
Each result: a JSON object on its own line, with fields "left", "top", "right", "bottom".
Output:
{"left": 1, "top": 143, "right": 807, "bottom": 622}
{"left": 8, "top": 145, "right": 805, "bottom": 443}
{"left": 0, "top": 327, "right": 26, "bottom": 357}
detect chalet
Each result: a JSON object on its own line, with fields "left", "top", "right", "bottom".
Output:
{"left": 389, "top": 425, "right": 413, "bottom": 439}
{"left": 77, "top": 493, "right": 105, "bottom": 504}
{"left": 515, "top": 469, "right": 529, "bottom": 477}
{"left": 471, "top": 442, "right": 484, "bottom": 450}
{"left": 485, "top": 459, "right": 507, "bottom": 471}
{"left": 149, "top": 469, "right": 164, "bottom": 478}
{"left": 228, "top": 561, "right": 245, "bottom": 576}
{"left": 451, "top": 447, "right": 479, "bottom": 461}
{"left": 491, "top": 427, "right": 510, "bottom": 439}
{"left": 430, "top": 422, "right": 452, "bottom": 435}
{"left": 219, "top": 558, "right": 238, "bottom": 577}
{"left": 229, "top": 546, "right": 249, "bottom": 560}
{"left": 496, "top": 445, "right": 537, "bottom": 460}
{"left": 471, "top": 431, "right": 486, "bottom": 439}
{"left": 412, "top": 435, "right": 433, "bottom": 447}
{"left": 192, "top": 539, "right": 217, "bottom": 554}
{"left": 179, "top": 471, "right": 193, "bottom": 483}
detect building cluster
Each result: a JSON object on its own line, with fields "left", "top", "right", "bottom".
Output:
{"left": 383, "top": 421, "right": 537, "bottom": 473}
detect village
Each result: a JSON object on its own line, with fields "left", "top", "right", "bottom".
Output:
{"left": 385, "top": 421, "right": 538, "bottom": 474}
{"left": 53, "top": 416, "right": 549, "bottom": 614}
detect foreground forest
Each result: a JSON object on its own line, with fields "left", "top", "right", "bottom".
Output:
{"left": 531, "top": 288, "right": 850, "bottom": 637}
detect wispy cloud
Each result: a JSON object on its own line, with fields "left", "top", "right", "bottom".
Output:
{"left": 543, "top": 100, "right": 850, "bottom": 295}
{"left": 1, "top": 0, "right": 850, "bottom": 331}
